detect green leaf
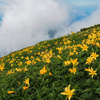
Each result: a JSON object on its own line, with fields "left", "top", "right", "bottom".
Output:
{"left": 95, "top": 88, "right": 100, "bottom": 95}
{"left": 81, "top": 88, "right": 91, "bottom": 93}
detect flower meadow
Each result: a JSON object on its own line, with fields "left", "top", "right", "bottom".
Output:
{"left": 0, "top": 24, "right": 100, "bottom": 100}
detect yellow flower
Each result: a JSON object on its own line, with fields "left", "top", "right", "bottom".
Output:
{"left": 67, "top": 40, "right": 72, "bottom": 44}
{"left": 0, "top": 63, "right": 5, "bottom": 71}
{"left": 73, "top": 40, "right": 75, "bottom": 42}
{"left": 11, "top": 64, "right": 13, "bottom": 67}
{"left": 76, "top": 52, "right": 78, "bottom": 55}
{"left": 56, "top": 47, "right": 63, "bottom": 52}
{"left": 46, "top": 58, "right": 51, "bottom": 63}
{"left": 92, "top": 33, "right": 97, "bottom": 39}
{"left": 89, "top": 68, "right": 97, "bottom": 78}
{"left": 64, "top": 42, "right": 68, "bottom": 45}
{"left": 69, "top": 51, "right": 74, "bottom": 56}
{"left": 0, "top": 65, "right": 5, "bottom": 71}
{"left": 21, "top": 56, "right": 24, "bottom": 59}
{"left": 96, "top": 42, "right": 100, "bottom": 47}
{"left": 85, "top": 67, "right": 97, "bottom": 78}
{"left": 47, "top": 44, "right": 51, "bottom": 46}
{"left": 84, "top": 34, "right": 87, "bottom": 36}
{"left": 60, "top": 42, "right": 62, "bottom": 44}
{"left": 25, "top": 60, "right": 31, "bottom": 65}
{"left": 18, "top": 62, "right": 22, "bottom": 66}
{"left": 36, "top": 57, "right": 41, "bottom": 62}
{"left": 88, "top": 34, "right": 93, "bottom": 39}
{"left": 70, "top": 58, "right": 78, "bottom": 66}
{"left": 15, "top": 68, "right": 23, "bottom": 72}
{"left": 57, "top": 55, "right": 62, "bottom": 59}
{"left": 31, "top": 56, "right": 34, "bottom": 59}
{"left": 86, "top": 39, "right": 91, "bottom": 45}
{"left": 90, "top": 52, "right": 99, "bottom": 60}
{"left": 85, "top": 67, "right": 91, "bottom": 72}
{"left": 69, "top": 67, "right": 77, "bottom": 74}
{"left": 69, "top": 68, "right": 73, "bottom": 73}
{"left": 61, "top": 84, "right": 75, "bottom": 100}
{"left": 49, "top": 72, "right": 52, "bottom": 76}
{"left": 16, "top": 56, "right": 18, "bottom": 58}
{"left": 1, "top": 63, "right": 5, "bottom": 67}
{"left": 23, "top": 86, "right": 29, "bottom": 90}
{"left": 40, "top": 66, "right": 47, "bottom": 75}
{"left": 8, "top": 91, "right": 15, "bottom": 94}
{"left": 59, "top": 51, "right": 62, "bottom": 54}
{"left": 86, "top": 56, "right": 93, "bottom": 64}
{"left": 77, "top": 44, "right": 82, "bottom": 48}
{"left": 9, "top": 59, "right": 15, "bottom": 64}
{"left": 71, "top": 31, "right": 74, "bottom": 34}
{"left": 24, "top": 66, "right": 28, "bottom": 72}
{"left": 32, "top": 60, "right": 36, "bottom": 65}
{"left": 82, "top": 40, "right": 85, "bottom": 44}
{"left": 6, "top": 70, "right": 14, "bottom": 75}
{"left": 11, "top": 54, "right": 15, "bottom": 57}
{"left": 81, "top": 44, "right": 88, "bottom": 51}
{"left": 23, "top": 78, "right": 30, "bottom": 86}
{"left": 43, "top": 54, "right": 47, "bottom": 59}
{"left": 64, "top": 61, "right": 71, "bottom": 66}
{"left": 25, "top": 56, "right": 29, "bottom": 60}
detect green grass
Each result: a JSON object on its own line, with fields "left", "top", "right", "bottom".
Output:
{"left": 0, "top": 24, "right": 100, "bottom": 100}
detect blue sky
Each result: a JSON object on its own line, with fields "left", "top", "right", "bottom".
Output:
{"left": 0, "top": 0, "right": 100, "bottom": 57}
{"left": 0, "top": 0, "right": 100, "bottom": 21}
{"left": 68, "top": 0, "right": 100, "bottom": 6}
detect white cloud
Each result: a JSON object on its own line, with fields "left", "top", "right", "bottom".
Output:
{"left": 98, "top": 5, "right": 100, "bottom": 8}
{"left": 0, "top": 0, "right": 72, "bottom": 57}
{"left": 74, "top": 10, "right": 77, "bottom": 13}
{"left": 0, "top": 0, "right": 100, "bottom": 57}
{"left": 54, "top": 8, "right": 100, "bottom": 38}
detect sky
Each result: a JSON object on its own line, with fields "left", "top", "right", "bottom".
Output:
{"left": 0, "top": 0, "right": 100, "bottom": 57}
{"left": 68, "top": 0, "right": 100, "bottom": 6}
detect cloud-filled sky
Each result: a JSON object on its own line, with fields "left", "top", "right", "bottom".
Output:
{"left": 0, "top": 0, "right": 100, "bottom": 57}
{"left": 68, "top": 0, "right": 100, "bottom": 6}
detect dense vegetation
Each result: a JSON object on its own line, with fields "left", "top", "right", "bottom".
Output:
{"left": 0, "top": 24, "right": 100, "bottom": 100}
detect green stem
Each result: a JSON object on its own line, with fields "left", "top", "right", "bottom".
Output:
{"left": 37, "top": 90, "right": 42, "bottom": 100}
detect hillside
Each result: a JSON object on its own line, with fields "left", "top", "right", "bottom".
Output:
{"left": 0, "top": 24, "right": 100, "bottom": 100}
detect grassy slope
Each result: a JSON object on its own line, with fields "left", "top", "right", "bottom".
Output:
{"left": 0, "top": 24, "right": 100, "bottom": 100}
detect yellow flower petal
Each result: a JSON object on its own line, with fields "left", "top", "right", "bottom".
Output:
{"left": 49, "top": 72, "right": 52, "bottom": 76}
{"left": 8, "top": 91, "right": 15, "bottom": 94}
{"left": 23, "top": 78, "right": 30, "bottom": 86}
{"left": 23, "top": 86, "right": 29, "bottom": 90}
{"left": 61, "top": 84, "right": 75, "bottom": 100}
{"left": 40, "top": 66, "right": 47, "bottom": 75}
{"left": 61, "top": 92, "right": 68, "bottom": 95}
